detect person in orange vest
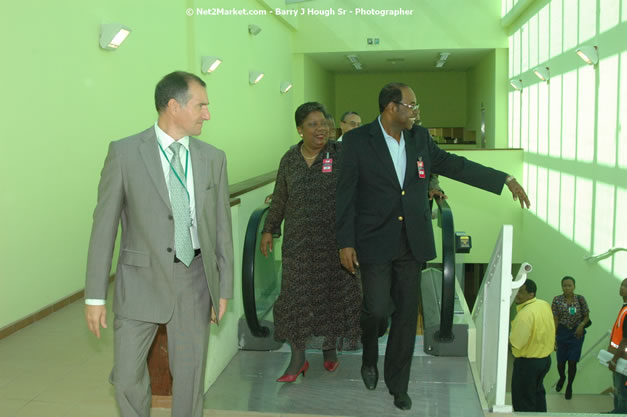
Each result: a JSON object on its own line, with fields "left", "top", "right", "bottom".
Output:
{"left": 608, "top": 278, "right": 627, "bottom": 414}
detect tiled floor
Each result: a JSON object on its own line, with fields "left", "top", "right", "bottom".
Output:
{"left": 0, "top": 297, "right": 615, "bottom": 417}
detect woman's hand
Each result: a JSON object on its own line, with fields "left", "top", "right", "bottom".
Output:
{"left": 260, "top": 232, "right": 273, "bottom": 257}
{"left": 575, "top": 324, "right": 584, "bottom": 338}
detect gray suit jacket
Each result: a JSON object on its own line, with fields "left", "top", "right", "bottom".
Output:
{"left": 85, "top": 127, "right": 234, "bottom": 323}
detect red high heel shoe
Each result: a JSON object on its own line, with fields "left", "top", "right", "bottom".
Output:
{"left": 277, "top": 360, "right": 309, "bottom": 382}
{"left": 323, "top": 360, "right": 339, "bottom": 372}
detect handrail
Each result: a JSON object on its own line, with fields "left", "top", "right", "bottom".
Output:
{"left": 434, "top": 197, "right": 455, "bottom": 341}
{"left": 241, "top": 206, "right": 271, "bottom": 337}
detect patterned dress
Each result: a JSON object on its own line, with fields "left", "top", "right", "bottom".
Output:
{"left": 263, "top": 140, "right": 361, "bottom": 351}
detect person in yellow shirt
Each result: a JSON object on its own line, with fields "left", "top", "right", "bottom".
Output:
{"left": 510, "top": 279, "right": 556, "bottom": 412}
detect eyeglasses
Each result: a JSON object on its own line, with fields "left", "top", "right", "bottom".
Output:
{"left": 395, "top": 102, "right": 420, "bottom": 112}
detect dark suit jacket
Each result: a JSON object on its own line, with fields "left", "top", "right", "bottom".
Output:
{"left": 336, "top": 119, "right": 507, "bottom": 264}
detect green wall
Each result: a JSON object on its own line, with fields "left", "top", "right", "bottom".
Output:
{"left": 466, "top": 49, "right": 510, "bottom": 148}
{"left": 291, "top": 0, "right": 508, "bottom": 53}
{"left": 334, "top": 71, "right": 468, "bottom": 127}
{"left": 0, "top": 0, "right": 298, "bottom": 330}
{"left": 507, "top": 0, "right": 627, "bottom": 394}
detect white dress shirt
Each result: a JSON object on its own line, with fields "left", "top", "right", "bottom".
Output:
{"left": 377, "top": 116, "right": 406, "bottom": 188}
{"left": 86, "top": 123, "right": 199, "bottom": 305}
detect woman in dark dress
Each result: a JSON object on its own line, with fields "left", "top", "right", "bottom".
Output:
{"left": 260, "top": 102, "right": 361, "bottom": 382}
{"left": 551, "top": 276, "right": 590, "bottom": 399}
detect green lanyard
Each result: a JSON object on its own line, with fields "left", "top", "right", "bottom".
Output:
{"left": 158, "top": 142, "right": 189, "bottom": 196}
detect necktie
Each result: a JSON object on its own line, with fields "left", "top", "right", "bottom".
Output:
{"left": 169, "top": 142, "right": 194, "bottom": 266}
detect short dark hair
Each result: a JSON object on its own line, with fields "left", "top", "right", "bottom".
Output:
{"left": 340, "top": 111, "right": 360, "bottom": 122}
{"left": 561, "top": 276, "right": 576, "bottom": 285}
{"left": 524, "top": 279, "right": 537, "bottom": 296}
{"left": 378, "top": 82, "right": 408, "bottom": 113}
{"left": 294, "top": 102, "right": 327, "bottom": 127}
{"left": 155, "top": 71, "right": 206, "bottom": 113}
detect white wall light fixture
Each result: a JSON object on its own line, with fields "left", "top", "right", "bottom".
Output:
{"left": 248, "top": 24, "right": 262, "bottom": 36}
{"left": 510, "top": 79, "right": 523, "bottom": 90}
{"left": 280, "top": 81, "right": 293, "bottom": 94}
{"left": 346, "top": 55, "right": 363, "bottom": 71}
{"left": 576, "top": 45, "right": 599, "bottom": 65}
{"left": 201, "top": 56, "right": 222, "bottom": 73}
{"left": 533, "top": 66, "right": 550, "bottom": 81}
{"left": 249, "top": 71, "right": 264, "bottom": 85}
{"left": 100, "top": 24, "right": 131, "bottom": 50}
{"left": 435, "top": 52, "right": 450, "bottom": 68}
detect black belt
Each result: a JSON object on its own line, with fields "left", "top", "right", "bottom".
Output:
{"left": 174, "top": 248, "right": 201, "bottom": 263}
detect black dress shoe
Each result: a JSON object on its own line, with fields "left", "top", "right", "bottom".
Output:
{"left": 565, "top": 384, "right": 572, "bottom": 400}
{"left": 556, "top": 376, "right": 565, "bottom": 392}
{"left": 361, "top": 365, "right": 378, "bottom": 390}
{"left": 391, "top": 392, "right": 412, "bottom": 410}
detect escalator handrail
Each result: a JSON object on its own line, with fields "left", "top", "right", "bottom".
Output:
{"left": 241, "top": 206, "right": 271, "bottom": 337}
{"left": 434, "top": 197, "right": 455, "bottom": 341}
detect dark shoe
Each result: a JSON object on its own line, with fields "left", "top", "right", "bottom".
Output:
{"left": 390, "top": 392, "right": 412, "bottom": 410}
{"left": 556, "top": 376, "right": 565, "bottom": 392}
{"left": 277, "top": 361, "right": 309, "bottom": 383}
{"left": 565, "top": 384, "right": 572, "bottom": 400}
{"left": 361, "top": 365, "right": 378, "bottom": 390}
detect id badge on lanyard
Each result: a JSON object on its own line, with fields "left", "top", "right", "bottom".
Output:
{"left": 322, "top": 152, "right": 333, "bottom": 173}
{"left": 417, "top": 157, "right": 426, "bottom": 179}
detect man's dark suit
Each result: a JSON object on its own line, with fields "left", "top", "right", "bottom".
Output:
{"left": 336, "top": 118, "right": 507, "bottom": 394}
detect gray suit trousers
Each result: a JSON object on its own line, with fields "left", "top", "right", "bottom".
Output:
{"left": 112, "top": 254, "right": 211, "bottom": 417}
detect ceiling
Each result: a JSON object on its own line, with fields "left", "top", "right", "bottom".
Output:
{"left": 306, "top": 49, "right": 493, "bottom": 73}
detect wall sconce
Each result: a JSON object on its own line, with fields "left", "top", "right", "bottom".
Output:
{"left": 435, "top": 52, "right": 450, "bottom": 68}
{"left": 201, "top": 56, "right": 222, "bottom": 73}
{"left": 533, "top": 66, "right": 550, "bottom": 81}
{"left": 99, "top": 24, "right": 131, "bottom": 50}
{"left": 249, "top": 71, "right": 264, "bottom": 85}
{"left": 509, "top": 79, "right": 523, "bottom": 90}
{"left": 346, "top": 55, "right": 363, "bottom": 71}
{"left": 248, "top": 24, "right": 262, "bottom": 36}
{"left": 280, "top": 81, "right": 293, "bottom": 94}
{"left": 576, "top": 45, "right": 598, "bottom": 65}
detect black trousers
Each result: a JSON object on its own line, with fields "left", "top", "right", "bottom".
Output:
{"left": 512, "top": 356, "right": 551, "bottom": 412}
{"left": 359, "top": 230, "right": 421, "bottom": 394}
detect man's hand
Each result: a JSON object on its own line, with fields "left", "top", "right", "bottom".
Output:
{"left": 429, "top": 188, "right": 447, "bottom": 201}
{"left": 610, "top": 358, "right": 618, "bottom": 372}
{"left": 506, "top": 178, "right": 531, "bottom": 209}
{"left": 339, "top": 247, "right": 359, "bottom": 274}
{"left": 85, "top": 305, "right": 107, "bottom": 338}
{"left": 211, "top": 298, "right": 228, "bottom": 324}
{"left": 259, "top": 232, "right": 273, "bottom": 257}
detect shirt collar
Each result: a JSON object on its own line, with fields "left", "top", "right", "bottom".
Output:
{"left": 377, "top": 115, "right": 404, "bottom": 144}
{"left": 154, "top": 122, "right": 190, "bottom": 152}
{"left": 516, "top": 297, "right": 536, "bottom": 312}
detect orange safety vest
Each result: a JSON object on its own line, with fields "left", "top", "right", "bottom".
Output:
{"left": 610, "top": 304, "right": 627, "bottom": 352}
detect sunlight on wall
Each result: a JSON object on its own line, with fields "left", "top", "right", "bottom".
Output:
{"left": 537, "top": 167, "right": 548, "bottom": 221}
{"left": 616, "top": 188, "right": 627, "bottom": 275}
{"left": 619, "top": 51, "right": 627, "bottom": 169}
{"left": 549, "top": 74, "right": 562, "bottom": 157}
{"left": 576, "top": 66, "right": 595, "bottom": 163}
{"left": 550, "top": 0, "right": 563, "bottom": 58}
{"left": 560, "top": 173, "right": 575, "bottom": 240}
{"left": 597, "top": 55, "right": 618, "bottom": 167}
{"left": 580, "top": 0, "right": 597, "bottom": 43}
{"left": 548, "top": 169, "right": 561, "bottom": 230}
{"left": 508, "top": 0, "right": 626, "bottom": 279}
{"left": 529, "top": 84, "right": 538, "bottom": 153}
{"left": 564, "top": 0, "right": 579, "bottom": 51}
{"left": 562, "top": 70, "right": 577, "bottom": 160}
{"left": 600, "top": 0, "right": 620, "bottom": 34}
{"left": 574, "top": 177, "right": 593, "bottom": 251}
{"left": 594, "top": 182, "right": 616, "bottom": 272}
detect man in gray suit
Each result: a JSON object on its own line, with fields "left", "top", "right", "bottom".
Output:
{"left": 84, "top": 71, "right": 234, "bottom": 417}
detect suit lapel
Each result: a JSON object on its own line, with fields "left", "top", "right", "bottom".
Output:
{"left": 367, "top": 120, "right": 400, "bottom": 187}
{"left": 189, "top": 138, "right": 207, "bottom": 216}
{"left": 139, "top": 128, "right": 171, "bottom": 209}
